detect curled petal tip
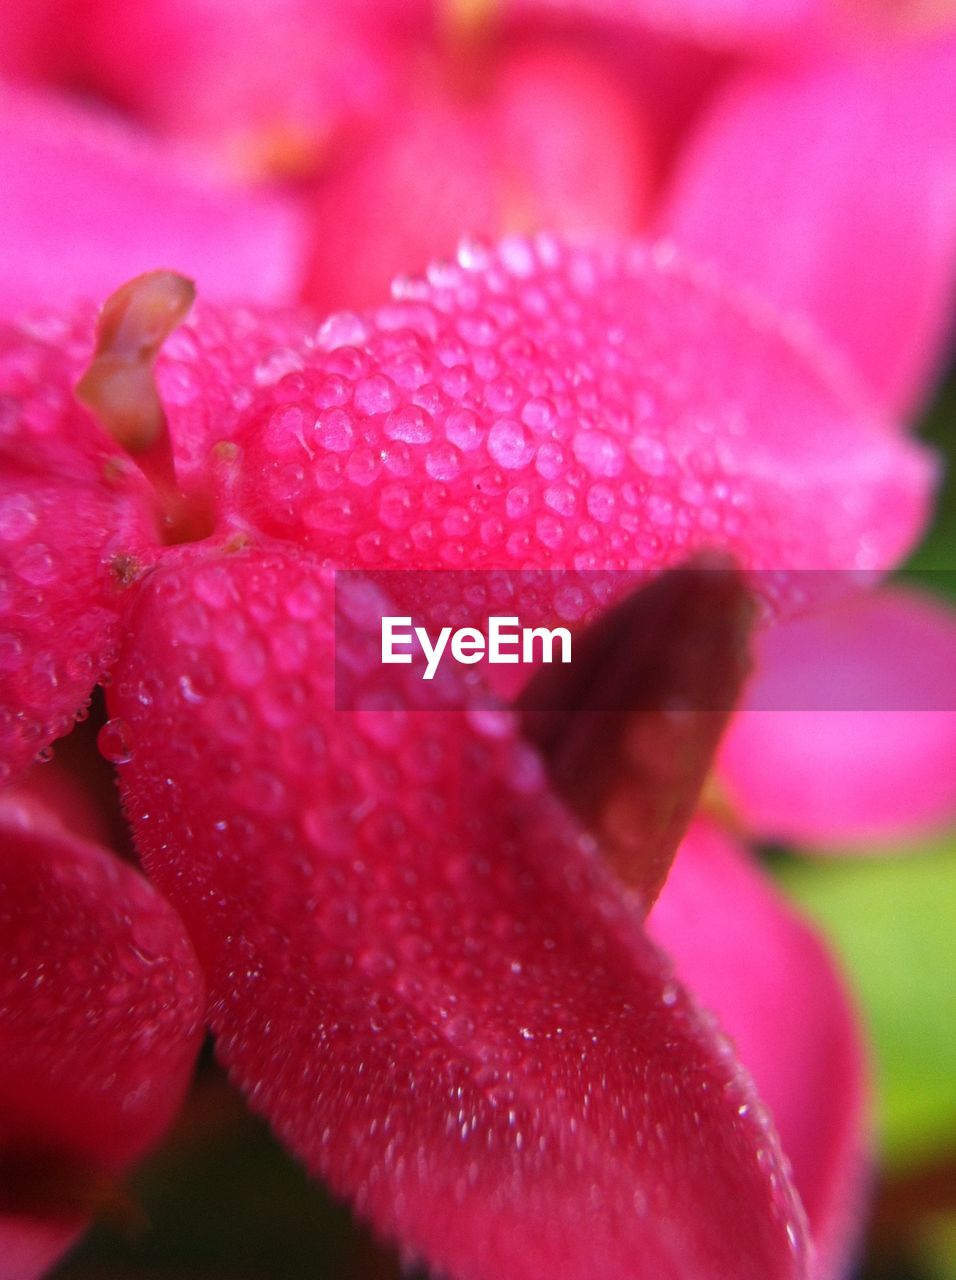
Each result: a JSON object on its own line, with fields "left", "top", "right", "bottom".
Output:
{"left": 76, "top": 270, "right": 195, "bottom": 456}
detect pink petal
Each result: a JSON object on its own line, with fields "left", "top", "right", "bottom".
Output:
{"left": 649, "top": 821, "right": 869, "bottom": 1280}
{"left": 303, "top": 38, "right": 653, "bottom": 311}
{"left": 109, "top": 544, "right": 810, "bottom": 1280}
{"left": 0, "top": 83, "right": 307, "bottom": 314}
{"left": 230, "top": 237, "right": 932, "bottom": 578}
{"left": 0, "top": 793, "right": 205, "bottom": 1279}
{"left": 659, "top": 34, "right": 956, "bottom": 414}
{"left": 0, "top": 308, "right": 156, "bottom": 786}
{"left": 717, "top": 586, "right": 956, "bottom": 847}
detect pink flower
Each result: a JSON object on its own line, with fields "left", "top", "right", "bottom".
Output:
{"left": 0, "top": 238, "right": 938, "bottom": 1279}
{"left": 1, "top": 4, "right": 954, "bottom": 1277}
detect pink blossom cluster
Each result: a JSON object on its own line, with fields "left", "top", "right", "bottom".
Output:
{"left": 1, "top": 3, "right": 956, "bottom": 1279}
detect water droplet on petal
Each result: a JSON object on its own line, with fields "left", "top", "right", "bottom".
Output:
{"left": 98, "top": 717, "right": 134, "bottom": 765}
{"left": 457, "top": 236, "right": 492, "bottom": 271}
{"left": 317, "top": 311, "right": 369, "bottom": 351}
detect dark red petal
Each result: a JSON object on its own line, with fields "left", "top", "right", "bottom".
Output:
{"left": 0, "top": 312, "right": 156, "bottom": 785}
{"left": 649, "top": 822, "right": 869, "bottom": 1280}
{"left": 109, "top": 545, "right": 810, "bottom": 1280}
{"left": 228, "top": 237, "right": 932, "bottom": 582}
{"left": 519, "top": 558, "right": 754, "bottom": 906}
{"left": 0, "top": 792, "right": 205, "bottom": 1279}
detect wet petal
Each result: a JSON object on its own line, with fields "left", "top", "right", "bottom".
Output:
{"left": 717, "top": 586, "right": 956, "bottom": 847}
{"left": 0, "top": 309, "right": 156, "bottom": 785}
{"left": 232, "top": 236, "right": 933, "bottom": 581}
{"left": 0, "top": 789, "right": 205, "bottom": 1279}
{"left": 109, "top": 545, "right": 811, "bottom": 1280}
{"left": 649, "top": 821, "right": 869, "bottom": 1280}
{"left": 0, "top": 83, "right": 307, "bottom": 314}
{"left": 660, "top": 34, "right": 956, "bottom": 414}
{"left": 0, "top": 270, "right": 337, "bottom": 790}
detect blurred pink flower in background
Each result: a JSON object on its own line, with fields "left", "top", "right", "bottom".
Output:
{"left": 3, "top": 0, "right": 956, "bottom": 401}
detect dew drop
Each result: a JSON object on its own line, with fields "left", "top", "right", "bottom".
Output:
{"left": 427, "top": 258, "right": 460, "bottom": 290}
{"left": 446, "top": 409, "right": 483, "bottom": 452}
{"left": 521, "top": 397, "right": 556, "bottom": 434}
{"left": 445, "top": 1014, "right": 476, "bottom": 1046}
{"left": 499, "top": 235, "right": 536, "bottom": 277}
{"left": 488, "top": 419, "right": 534, "bottom": 470}
{"left": 317, "top": 311, "right": 370, "bottom": 351}
{"left": 313, "top": 406, "right": 354, "bottom": 454}
{"left": 254, "top": 347, "right": 304, "bottom": 386}
{"left": 456, "top": 236, "right": 492, "bottom": 272}
{"left": 0, "top": 494, "right": 38, "bottom": 542}
{"left": 98, "top": 718, "right": 134, "bottom": 765}
{"left": 384, "top": 404, "right": 431, "bottom": 444}
{"left": 0, "top": 633, "right": 24, "bottom": 674}
{"left": 572, "top": 429, "right": 624, "bottom": 477}
{"left": 354, "top": 374, "right": 399, "bottom": 416}
{"left": 358, "top": 948, "right": 395, "bottom": 979}
{"left": 457, "top": 315, "right": 499, "bottom": 348}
